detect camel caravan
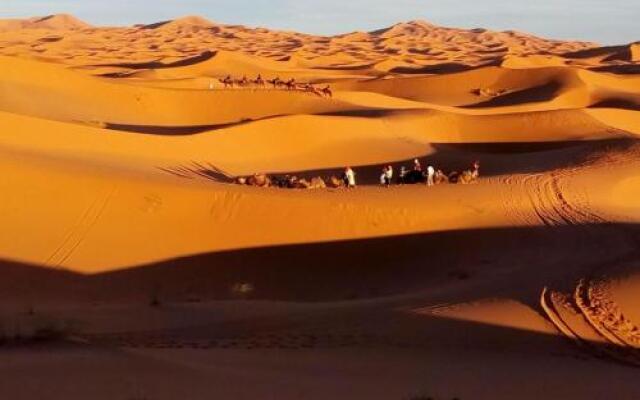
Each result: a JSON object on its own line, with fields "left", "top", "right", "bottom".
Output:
{"left": 216, "top": 74, "right": 333, "bottom": 98}
{"left": 233, "top": 160, "right": 481, "bottom": 190}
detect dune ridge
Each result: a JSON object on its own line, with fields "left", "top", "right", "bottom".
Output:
{"left": 0, "top": 13, "right": 91, "bottom": 31}
{"left": 0, "top": 14, "right": 612, "bottom": 71}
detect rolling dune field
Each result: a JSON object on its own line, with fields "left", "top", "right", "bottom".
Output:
{"left": 1, "top": 14, "right": 640, "bottom": 400}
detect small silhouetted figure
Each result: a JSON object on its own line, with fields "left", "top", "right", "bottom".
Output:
{"left": 385, "top": 165, "right": 394, "bottom": 186}
{"left": 398, "top": 166, "right": 408, "bottom": 184}
{"left": 413, "top": 158, "right": 422, "bottom": 172}
{"left": 472, "top": 160, "right": 481, "bottom": 179}
{"left": 344, "top": 167, "right": 356, "bottom": 189}
{"left": 426, "top": 165, "right": 435, "bottom": 186}
{"left": 380, "top": 165, "right": 393, "bottom": 187}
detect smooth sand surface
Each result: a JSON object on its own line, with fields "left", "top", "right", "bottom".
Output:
{"left": 1, "top": 14, "right": 640, "bottom": 400}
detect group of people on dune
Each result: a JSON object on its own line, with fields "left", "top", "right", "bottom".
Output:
{"left": 345, "top": 159, "right": 481, "bottom": 188}
{"left": 234, "top": 159, "right": 481, "bottom": 190}
{"left": 213, "top": 74, "right": 333, "bottom": 97}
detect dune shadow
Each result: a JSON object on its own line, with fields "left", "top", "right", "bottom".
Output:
{"left": 1, "top": 222, "right": 639, "bottom": 305}
{"left": 429, "top": 139, "right": 628, "bottom": 155}
{"left": 96, "top": 50, "right": 216, "bottom": 70}
{"left": 140, "top": 20, "right": 172, "bottom": 30}
{"left": 463, "top": 81, "right": 562, "bottom": 108}
{"left": 394, "top": 313, "right": 640, "bottom": 373}
{"left": 591, "top": 99, "right": 640, "bottom": 111}
{"left": 105, "top": 114, "right": 288, "bottom": 135}
{"left": 318, "top": 109, "right": 401, "bottom": 118}
{"left": 312, "top": 63, "right": 377, "bottom": 71}
{"left": 95, "top": 224, "right": 640, "bottom": 304}
{"left": 158, "top": 162, "right": 231, "bottom": 182}
{"left": 562, "top": 45, "right": 628, "bottom": 59}
{"left": 164, "top": 138, "right": 635, "bottom": 184}
{"left": 38, "top": 36, "right": 64, "bottom": 43}
{"left": 105, "top": 122, "right": 231, "bottom": 135}
{"left": 389, "top": 60, "right": 501, "bottom": 75}
{"left": 590, "top": 65, "right": 640, "bottom": 75}
{"left": 106, "top": 123, "right": 222, "bottom": 135}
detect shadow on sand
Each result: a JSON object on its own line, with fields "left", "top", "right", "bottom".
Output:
{"left": 157, "top": 138, "right": 635, "bottom": 185}
{"left": 96, "top": 50, "right": 217, "bottom": 70}
{"left": 1, "top": 222, "right": 638, "bottom": 305}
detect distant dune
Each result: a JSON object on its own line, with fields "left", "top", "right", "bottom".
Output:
{"left": 141, "top": 15, "right": 216, "bottom": 30}
{"left": 0, "top": 13, "right": 91, "bottom": 31}
{"left": 0, "top": 14, "right": 608, "bottom": 70}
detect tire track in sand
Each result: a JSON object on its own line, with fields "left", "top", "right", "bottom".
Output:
{"left": 524, "top": 170, "right": 606, "bottom": 228}
{"left": 46, "top": 186, "right": 118, "bottom": 268}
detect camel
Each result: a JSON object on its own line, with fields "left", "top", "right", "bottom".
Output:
{"left": 434, "top": 170, "right": 449, "bottom": 185}
{"left": 247, "top": 173, "right": 271, "bottom": 187}
{"left": 308, "top": 177, "right": 327, "bottom": 189}
{"left": 270, "top": 175, "right": 289, "bottom": 188}
{"left": 219, "top": 75, "right": 234, "bottom": 89}
{"left": 448, "top": 171, "right": 461, "bottom": 184}
{"left": 458, "top": 170, "right": 477, "bottom": 185}
{"left": 458, "top": 161, "right": 480, "bottom": 185}
{"left": 321, "top": 85, "right": 333, "bottom": 98}
{"left": 328, "top": 175, "right": 345, "bottom": 188}
{"left": 294, "top": 178, "right": 312, "bottom": 189}
{"left": 267, "top": 77, "right": 282, "bottom": 89}
{"left": 269, "top": 175, "right": 327, "bottom": 190}
{"left": 253, "top": 74, "right": 265, "bottom": 89}
{"left": 273, "top": 175, "right": 302, "bottom": 189}
{"left": 299, "top": 83, "right": 322, "bottom": 97}
{"left": 236, "top": 75, "right": 250, "bottom": 88}
{"left": 285, "top": 78, "right": 297, "bottom": 91}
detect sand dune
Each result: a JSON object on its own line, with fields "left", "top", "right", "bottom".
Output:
{"left": 0, "top": 56, "right": 372, "bottom": 126}
{"left": 0, "top": 15, "right": 606, "bottom": 70}
{"left": 142, "top": 16, "right": 216, "bottom": 31}
{"left": 0, "top": 14, "right": 91, "bottom": 31}
{"left": 1, "top": 14, "right": 640, "bottom": 400}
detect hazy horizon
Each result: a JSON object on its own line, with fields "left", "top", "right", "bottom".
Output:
{"left": 0, "top": 0, "right": 638, "bottom": 44}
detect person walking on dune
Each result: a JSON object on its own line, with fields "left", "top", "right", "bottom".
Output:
{"left": 426, "top": 164, "right": 435, "bottom": 186}
{"left": 399, "top": 166, "right": 408, "bottom": 184}
{"left": 413, "top": 158, "right": 422, "bottom": 172}
{"left": 380, "top": 166, "right": 393, "bottom": 187}
{"left": 344, "top": 167, "right": 356, "bottom": 189}
{"left": 384, "top": 165, "right": 394, "bottom": 187}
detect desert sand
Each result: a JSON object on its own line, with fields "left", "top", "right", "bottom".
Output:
{"left": 1, "top": 14, "right": 640, "bottom": 400}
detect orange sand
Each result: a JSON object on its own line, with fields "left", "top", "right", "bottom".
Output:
{"left": 0, "top": 14, "right": 640, "bottom": 400}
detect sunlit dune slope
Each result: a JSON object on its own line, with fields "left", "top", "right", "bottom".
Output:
{"left": 0, "top": 14, "right": 91, "bottom": 31}
{"left": 0, "top": 56, "right": 371, "bottom": 126}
